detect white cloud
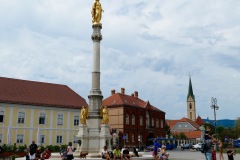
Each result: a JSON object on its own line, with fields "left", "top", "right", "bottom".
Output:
{"left": 0, "top": 0, "right": 240, "bottom": 120}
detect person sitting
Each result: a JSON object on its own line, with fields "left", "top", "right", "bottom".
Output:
{"left": 35, "top": 147, "right": 42, "bottom": 160}
{"left": 60, "top": 147, "right": 67, "bottom": 160}
{"left": 133, "top": 147, "right": 139, "bottom": 157}
{"left": 102, "top": 146, "right": 110, "bottom": 160}
{"left": 159, "top": 146, "right": 169, "bottom": 160}
{"left": 41, "top": 148, "right": 51, "bottom": 160}
{"left": 113, "top": 146, "right": 122, "bottom": 160}
{"left": 122, "top": 147, "right": 132, "bottom": 160}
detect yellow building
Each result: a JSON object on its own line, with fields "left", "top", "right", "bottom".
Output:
{"left": 0, "top": 77, "right": 88, "bottom": 148}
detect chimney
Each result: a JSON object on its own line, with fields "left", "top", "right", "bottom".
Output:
{"left": 121, "top": 88, "right": 125, "bottom": 95}
{"left": 134, "top": 91, "right": 138, "bottom": 98}
{"left": 131, "top": 93, "right": 134, "bottom": 96}
{"left": 111, "top": 89, "right": 115, "bottom": 95}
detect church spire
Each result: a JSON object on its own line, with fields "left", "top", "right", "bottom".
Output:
{"left": 187, "top": 76, "right": 195, "bottom": 101}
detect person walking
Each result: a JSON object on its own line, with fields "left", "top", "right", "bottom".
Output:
{"left": 219, "top": 139, "right": 224, "bottom": 160}
{"left": 204, "top": 126, "right": 214, "bottom": 160}
{"left": 153, "top": 140, "right": 160, "bottom": 160}
{"left": 66, "top": 142, "right": 74, "bottom": 160}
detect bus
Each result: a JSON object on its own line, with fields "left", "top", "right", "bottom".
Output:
{"left": 147, "top": 137, "right": 177, "bottom": 150}
{"left": 234, "top": 139, "right": 240, "bottom": 147}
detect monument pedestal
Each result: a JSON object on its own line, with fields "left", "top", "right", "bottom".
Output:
{"left": 100, "top": 124, "right": 112, "bottom": 151}
{"left": 76, "top": 124, "right": 89, "bottom": 153}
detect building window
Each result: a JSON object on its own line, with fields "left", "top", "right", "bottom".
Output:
{"left": 140, "top": 116, "right": 143, "bottom": 126}
{"left": 18, "top": 111, "right": 25, "bottom": 123}
{"left": 189, "top": 103, "right": 192, "bottom": 109}
{"left": 0, "top": 110, "right": 4, "bottom": 123}
{"left": 161, "top": 119, "right": 163, "bottom": 128}
{"left": 138, "top": 134, "right": 142, "bottom": 142}
{"left": 0, "top": 134, "right": 2, "bottom": 143}
{"left": 73, "top": 136, "right": 78, "bottom": 144}
{"left": 57, "top": 136, "right": 62, "bottom": 144}
{"left": 39, "top": 113, "right": 46, "bottom": 124}
{"left": 132, "top": 115, "right": 135, "bottom": 125}
{"left": 126, "top": 114, "right": 129, "bottom": 125}
{"left": 40, "top": 135, "right": 45, "bottom": 144}
{"left": 125, "top": 133, "right": 128, "bottom": 142}
{"left": 156, "top": 119, "right": 159, "bottom": 128}
{"left": 190, "top": 112, "right": 192, "bottom": 120}
{"left": 152, "top": 118, "right": 154, "bottom": 127}
{"left": 57, "top": 113, "right": 63, "bottom": 125}
{"left": 16, "top": 135, "right": 24, "bottom": 143}
{"left": 146, "top": 112, "right": 150, "bottom": 127}
{"left": 132, "top": 133, "right": 134, "bottom": 142}
{"left": 74, "top": 115, "right": 79, "bottom": 126}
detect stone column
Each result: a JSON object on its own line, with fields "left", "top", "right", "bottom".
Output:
{"left": 86, "top": 24, "right": 105, "bottom": 157}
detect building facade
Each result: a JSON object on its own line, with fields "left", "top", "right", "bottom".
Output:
{"left": 102, "top": 88, "right": 166, "bottom": 147}
{"left": 0, "top": 77, "right": 88, "bottom": 148}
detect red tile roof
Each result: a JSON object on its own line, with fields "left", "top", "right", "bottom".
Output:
{"left": 195, "top": 115, "right": 205, "bottom": 126}
{"left": 166, "top": 117, "right": 200, "bottom": 130}
{"left": 102, "top": 92, "right": 165, "bottom": 113}
{"left": 0, "top": 77, "right": 88, "bottom": 109}
{"left": 172, "top": 130, "right": 202, "bottom": 139}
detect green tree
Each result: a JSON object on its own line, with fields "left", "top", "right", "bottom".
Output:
{"left": 216, "top": 126, "right": 225, "bottom": 140}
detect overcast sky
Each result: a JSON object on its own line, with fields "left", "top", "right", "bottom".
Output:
{"left": 0, "top": 0, "right": 240, "bottom": 120}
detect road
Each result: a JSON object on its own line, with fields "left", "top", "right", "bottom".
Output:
{"left": 15, "top": 149, "right": 240, "bottom": 160}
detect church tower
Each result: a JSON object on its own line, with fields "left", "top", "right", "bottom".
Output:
{"left": 187, "top": 76, "right": 196, "bottom": 121}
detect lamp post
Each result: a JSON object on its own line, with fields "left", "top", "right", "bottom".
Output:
{"left": 211, "top": 97, "right": 219, "bottom": 151}
{"left": 211, "top": 97, "right": 219, "bottom": 136}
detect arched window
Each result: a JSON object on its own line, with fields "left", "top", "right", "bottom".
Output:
{"left": 126, "top": 114, "right": 129, "bottom": 125}
{"left": 140, "top": 116, "right": 143, "bottom": 126}
{"left": 39, "top": 112, "right": 46, "bottom": 124}
{"left": 57, "top": 113, "right": 64, "bottom": 125}
{"left": 18, "top": 111, "right": 25, "bottom": 123}
{"left": 132, "top": 115, "right": 135, "bottom": 125}
{"left": 156, "top": 119, "right": 159, "bottom": 128}
{"left": 132, "top": 133, "right": 135, "bottom": 142}
{"left": 152, "top": 118, "right": 154, "bottom": 127}
{"left": 161, "top": 119, "right": 163, "bottom": 128}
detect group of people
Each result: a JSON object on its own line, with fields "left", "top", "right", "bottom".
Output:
{"left": 203, "top": 126, "right": 236, "bottom": 160}
{"left": 27, "top": 140, "right": 51, "bottom": 160}
{"left": 153, "top": 140, "right": 169, "bottom": 160}
{"left": 102, "top": 145, "right": 137, "bottom": 160}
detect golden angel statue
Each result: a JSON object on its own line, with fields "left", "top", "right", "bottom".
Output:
{"left": 80, "top": 106, "right": 88, "bottom": 124}
{"left": 100, "top": 106, "right": 109, "bottom": 124}
{"left": 91, "top": 0, "right": 103, "bottom": 24}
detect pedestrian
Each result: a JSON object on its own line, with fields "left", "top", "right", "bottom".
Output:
{"left": 204, "top": 126, "right": 214, "bottom": 160}
{"left": 29, "top": 140, "right": 38, "bottom": 160}
{"left": 227, "top": 145, "right": 236, "bottom": 160}
{"left": 153, "top": 140, "right": 160, "bottom": 160}
{"left": 66, "top": 142, "right": 74, "bottom": 160}
{"left": 219, "top": 139, "right": 224, "bottom": 160}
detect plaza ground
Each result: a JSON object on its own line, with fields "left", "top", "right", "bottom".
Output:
{"left": 15, "top": 149, "right": 240, "bottom": 160}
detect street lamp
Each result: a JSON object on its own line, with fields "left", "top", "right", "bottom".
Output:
{"left": 211, "top": 97, "right": 219, "bottom": 136}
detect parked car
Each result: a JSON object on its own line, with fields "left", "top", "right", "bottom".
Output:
{"left": 181, "top": 143, "right": 192, "bottom": 150}
{"left": 144, "top": 145, "right": 154, "bottom": 152}
{"left": 192, "top": 143, "right": 203, "bottom": 151}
